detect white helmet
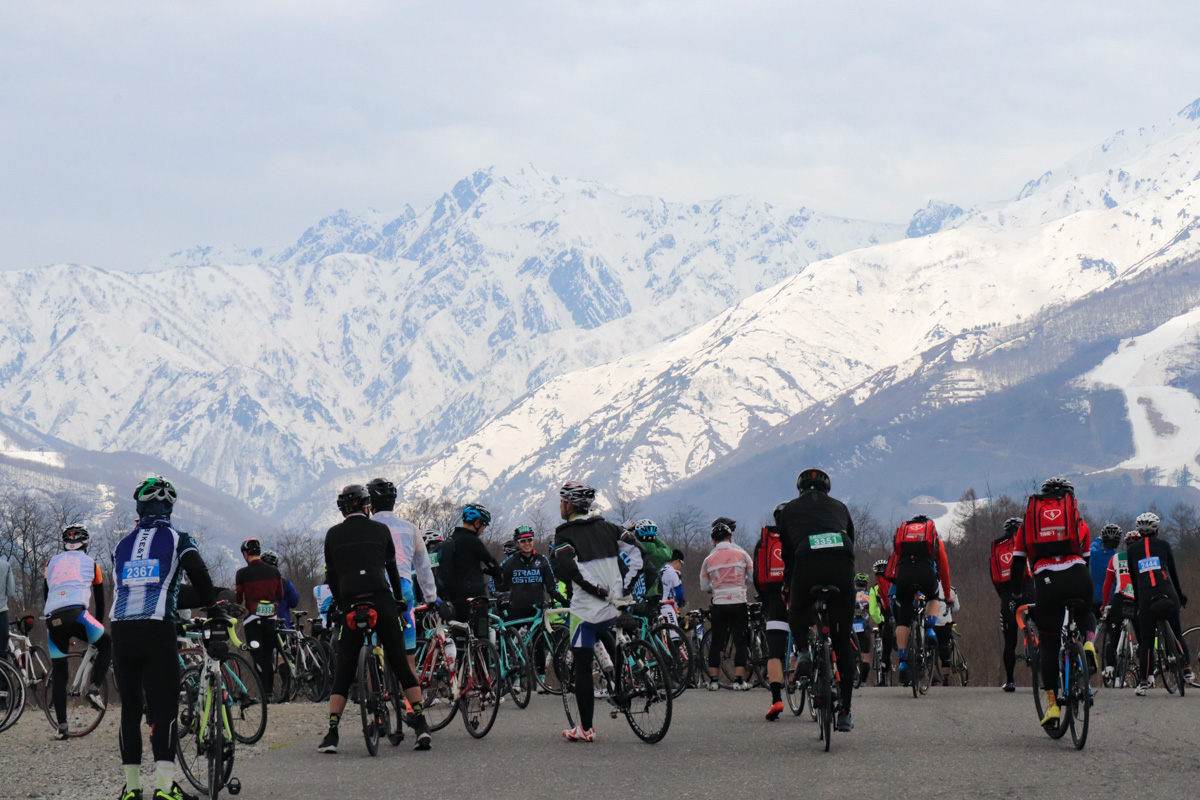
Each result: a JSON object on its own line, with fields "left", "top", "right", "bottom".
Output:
{"left": 1135, "top": 512, "right": 1160, "bottom": 535}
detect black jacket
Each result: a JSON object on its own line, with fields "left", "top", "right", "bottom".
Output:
{"left": 497, "top": 551, "right": 561, "bottom": 612}
{"left": 777, "top": 489, "right": 856, "bottom": 571}
{"left": 323, "top": 513, "right": 405, "bottom": 603}
{"left": 1128, "top": 535, "right": 1187, "bottom": 606}
{"left": 437, "top": 526, "right": 500, "bottom": 603}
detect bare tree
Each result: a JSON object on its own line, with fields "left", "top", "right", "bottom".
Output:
{"left": 399, "top": 496, "right": 460, "bottom": 537}
{"left": 607, "top": 490, "right": 643, "bottom": 527}
{"left": 0, "top": 492, "right": 59, "bottom": 610}
{"left": 268, "top": 526, "right": 325, "bottom": 612}
{"left": 663, "top": 502, "right": 705, "bottom": 552}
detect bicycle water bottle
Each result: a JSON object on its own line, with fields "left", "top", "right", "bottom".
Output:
{"left": 445, "top": 637, "right": 457, "bottom": 663}
{"left": 594, "top": 641, "right": 613, "bottom": 673}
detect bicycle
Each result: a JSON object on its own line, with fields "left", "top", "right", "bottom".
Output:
{"left": 0, "top": 656, "right": 25, "bottom": 732}
{"left": 273, "top": 612, "right": 329, "bottom": 703}
{"left": 176, "top": 610, "right": 244, "bottom": 798}
{"left": 904, "top": 592, "right": 934, "bottom": 697}
{"left": 684, "top": 608, "right": 708, "bottom": 688}
{"left": 413, "top": 597, "right": 501, "bottom": 739}
{"left": 489, "top": 597, "right": 535, "bottom": 709}
{"left": 1180, "top": 624, "right": 1200, "bottom": 687}
{"left": 1102, "top": 605, "right": 1138, "bottom": 689}
{"left": 870, "top": 625, "right": 896, "bottom": 687}
{"left": 39, "top": 639, "right": 108, "bottom": 737}
{"left": 624, "top": 599, "right": 694, "bottom": 698}
{"left": 946, "top": 624, "right": 969, "bottom": 686}
{"left": 342, "top": 601, "right": 407, "bottom": 755}
{"left": 1148, "top": 609, "right": 1187, "bottom": 697}
{"left": 176, "top": 617, "right": 268, "bottom": 745}
{"left": 558, "top": 603, "right": 673, "bottom": 743}
{"left": 6, "top": 615, "right": 50, "bottom": 713}
{"left": 782, "top": 629, "right": 809, "bottom": 716}
{"left": 1031, "top": 599, "right": 1090, "bottom": 750}
{"left": 808, "top": 586, "right": 842, "bottom": 752}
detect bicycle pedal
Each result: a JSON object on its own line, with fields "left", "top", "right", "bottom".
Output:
{"left": 610, "top": 710, "right": 619, "bottom": 719}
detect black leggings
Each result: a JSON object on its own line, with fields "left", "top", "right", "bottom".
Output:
{"left": 996, "top": 587, "right": 1019, "bottom": 680}
{"left": 243, "top": 618, "right": 277, "bottom": 696}
{"left": 572, "top": 625, "right": 617, "bottom": 730}
{"left": 1033, "top": 564, "right": 1095, "bottom": 690}
{"left": 47, "top": 608, "right": 112, "bottom": 725}
{"left": 877, "top": 618, "right": 894, "bottom": 668}
{"left": 1103, "top": 596, "right": 1134, "bottom": 668}
{"left": 788, "top": 558, "right": 855, "bottom": 712}
{"left": 331, "top": 598, "right": 417, "bottom": 698}
{"left": 765, "top": 592, "right": 790, "bottom": 663}
{"left": 112, "top": 621, "right": 180, "bottom": 764}
{"left": 1138, "top": 589, "right": 1190, "bottom": 680}
{"left": 707, "top": 603, "right": 749, "bottom": 669}
{"left": 893, "top": 560, "right": 938, "bottom": 627}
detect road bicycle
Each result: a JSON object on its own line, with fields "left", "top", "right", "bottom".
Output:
{"left": 40, "top": 640, "right": 108, "bottom": 737}
{"left": 905, "top": 592, "right": 935, "bottom": 697}
{"left": 623, "top": 599, "right": 694, "bottom": 699}
{"left": 489, "top": 597, "right": 536, "bottom": 709}
{"left": 272, "top": 612, "right": 329, "bottom": 703}
{"left": 176, "top": 617, "right": 268, "bottom": 745}
{"left": 1147, "top": 608, "right": 1187, "bottom": 697}
{"left": 413, "top": 597, "right": 501, "bottom": 739}
{"left": 871, "top": 623, "right": 896, "bottom": 686}
{"left": 0, "top": 656, "right": 25, "bottom": 732}
{"left": 1180, "top": 624, "right": 1200, "bottom": 687}
{"left": 700, "top": 602, "right": 766, "bottom": 689}
{"left": 945, "top": 624, "right": 969, "bottom": 686}
{"left": 1031, "top": 600, "right": 1090, "bottom": 750}
{"left": 782, "top": 629, "right": 809, "bottom": 716}
{"left": 6, "top": 615, "right": 49, "bottom": 714}
{"left": 176, "top": 611, "right": 245, "bottom": 798}
{"left": 808, "top": 586, "right": 841, "bottom": 752}
{"left": 684, "top": 609, "right": 708, "bottom": 688}
{"left": 558, "top": 603, "right": 673, "bottom": 743}
{"left": 1102, "top": 604, "right": 1138, "bottom": 689}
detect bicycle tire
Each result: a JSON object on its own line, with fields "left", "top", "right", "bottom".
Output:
{"left": 0, "top": 658, "right": 26, "bottom": 732}
{"left": 619, "top": 637, "right": 673, "bottom": 744}
{"left": 461, "top": 639, "right": 500, "bottom": 739}
{"left": 358, "top": 645, "right": 381, "bottom": 756}
{"left": 1161, "top": 623, "right": 1185, "bottom": 697}
{"left": 1114, "top": 629, "right": 1135, "bottom": 689}
{"left": 953, "top": 638, "right": 969, "bottom": 686}
{"left": 556, "top": 637, "right": 580, "bottom": 731}
{"left": 529, "top": 623, "right": 564, "bottom": 694}
{"left": 271, "top": 656, "right": 293, "bottom": 704}
{"left": 1067, "top": 640, "right": 1089, "bottom": 750}
{"left": 1180, "top": 625, "right": 1200, "bottom": 685}
{"left": 909, "top": 628, "right": 922, "bottom": 698}
{"left": 298, "top": 637, "right": 328, "bottom": 703}
{"left": 818, "top": 640, "right": 833, "bottom": 751}
{"left": 221, "top": 651, "right": 268, "bottom": 745}
{"left": 21, "top": 644, "right": 51, "bottom": 711}
{"left": 40, "top": 650, "right": 107, "bottom": 737}
{"left": 207, "top": 678, "right": 229, "bottom": 800}
{"left": 176, "top": 666, "right": 206, "bottom": 793}
{"left": 414, "top": 636, "right": 458, "bottom": 731}
{"left": 784, "top": 656, "right": 805, "bottom": 716}
{"left": 649, "top": 623, "right": 691, "bottom": 699}
{"left": 502, "top": 631, "right": 533, "bottom": 709}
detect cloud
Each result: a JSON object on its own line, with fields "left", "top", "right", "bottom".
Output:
{"left": 1, "top": 0, "right": 1198, "bottom": 269}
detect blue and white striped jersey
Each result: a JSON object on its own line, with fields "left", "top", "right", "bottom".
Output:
{"left": 111, "top": 517, "right": 198, "bottom": 622}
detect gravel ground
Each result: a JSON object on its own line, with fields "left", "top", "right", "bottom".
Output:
{"left": 1, "top": 700, "right": 327, "bottom": 800}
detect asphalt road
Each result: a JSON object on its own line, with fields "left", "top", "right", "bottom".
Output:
{"left": 231, "top": 685, "right": 1200, "bottom": 800}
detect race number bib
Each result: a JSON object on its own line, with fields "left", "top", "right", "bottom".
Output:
{"left": 808, "top": 532, "right": 844, "bottom": 550}
{"left": 852, "top": 620, "right": 865, "bottom": 633}
{"left": 122, "top": 559, "right": 161, "bottom": 586}
{"left": 1137, "top": 557, "right": 1161, "bottom": 573}
{"left": 256, "top": 601, "right": 277, "bottom": 617}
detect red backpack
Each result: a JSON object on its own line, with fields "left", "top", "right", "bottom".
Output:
{"left": 895, "top": 516, "right": 938, "bottom": 559}
{"left": 1023, "top": 493, "right": 1083, "bottom": 561}
{"left": 990, "top": 536, "right": 1017, "bottom": 587}
{"left": 756, "top": 526, "right": 786, "bottom": 587}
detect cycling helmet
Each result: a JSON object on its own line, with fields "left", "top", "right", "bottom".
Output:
{"left": 1124, "top": 530, "right": 1141, "bottom": 545}
{"left": 133, "top": 475, "right": 177, "bottom": 505}
{"left": 872, "top": 558, "right": 887, "bottom": 575}
{"left": 1003, "top": 517, "right": 1022, "bottom": 534}
{"left": 634, "top": 519, "right": 659, "bottom": 539}
{"left": 422, "top": 529, "right": 443, "bottom": 546}
{"left": 260, "top": 550, "right": 281, "bottom": 567}
{"left": 558, "top": 481, "right": 596, "bottom": 509}
{"left": 62, "top": 525, "right": 90, "bottom": 551}
{"left": 462, "top": 503, "right": 492, "bottom": 526}
{"left": 241, "top": 538, "right": 262, "bottom": 556}
{"left": 1100, "top": 524, "right": 1122, "bottom": 547}
{"left": 711, "top": 517, "right": 736, "bottom": 539}
{"left": 1135, "top": 512, "right": 1160, "bottom": 535}
{"left": 336, "top": 484, "right": 371, "bottom": 514}
{"left": 854, "top": 573, "right": 869, "bottom": 588}
{"left": 503, "top": 540, "right": 518, "bottom": 557}
{"left": 365, "top": 477, "right": 397, "bottom": 510}
{"left": 514, "top": 525, "right": 535, "bottom": 541}
{"left": 797, "top": 468, "right": 831, "bottom": 493}
{"left": 1040, "top": 477, "right": 1074, "bottom": 495}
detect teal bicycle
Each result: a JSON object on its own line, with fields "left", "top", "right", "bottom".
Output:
{"left": 176, "top": 612, "right": 245, "bottom": 798}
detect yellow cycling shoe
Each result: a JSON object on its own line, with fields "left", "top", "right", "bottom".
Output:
{"left": 1083, "top": 641, "right": 1098, "bottom": 673}
{"left": 1040, "top": 693, "right": 1061, "bottom": 727}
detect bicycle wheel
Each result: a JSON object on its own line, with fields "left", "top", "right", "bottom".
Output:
{"left": 176, "top": 667, "right": 206, "bottom": 793}
{"left": 461, "top": 639, "right": 501, "bottom": 739}
{"left": 528, "top": 624, "right": 560, "bottom": 694}
{"left": 746, "top": 626, "right": 769, "bottom": 687}
{"left": 1181, "top": 625, "right": 1200, "bottom": 685}
{"left": 1030, "top": 646, "right": 1047, "bottom": 726}
{"left": 358, "top": 645, "right": 382, "bottom": 756}
{"left": 618, "top": 638, "right": 672, "bottom": 743}
{"left": 40, "top": 651, "right": 107, "bottom": 737}
{"left": 953, "top": 639, "right": 969, "bottom": 686}
{"left": 649, "top": 623, "right": 691, "bottom": 699}
{"left": 555, "top": 636, "right": 580, "bottom": 731}
{"left": 221, "top": 652, "right": 268, "bottom": 745}
{"left": 20, "top": 645, "right": 50, "bottom": 710}
{"left": 0, "top": 659, "right": 26, "bottom": 732}
{"left": 1066, "top": 640, "right": 1089, "bottom": 750}
{"left": 502, "top": 631, "right": 533, "bottom": 709}
{"left": 1160, "top": 623, "right": 1184, "bottom": 696}
{"left": 207, "top": 683, "right": 229, "bottom": 800}
{"left": 298, "top": 638, "right": 329, "bottom": 703}
{"left": 817, "top": 642, "right": 833, "bottom": 751}
{"left": 270, "top": 656, "right": 293, "bottom": 704}
{"left": 1114, "top": 631, "right": 1135, "bottom": 689}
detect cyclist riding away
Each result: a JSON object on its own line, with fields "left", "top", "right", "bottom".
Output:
{"left": 932, "top": 585, "right": 960, "bottom": 685}
{"left": 885, "top": 514, "right": 951, "bottom": 687}
{"left": 43, "top": 525, "right": 112, "bottom": 739}
{"left": 868, "top": 558, "right": 893, "bottom": 686}
{"left": 990, "top": 517, "right": 1032, "bottom": 692}
{"left": 1089, "top": 523, "right": 1118, "bottom": 620}
{"left": 700, "top": 517, "right": 754, "bottom": 691}
{"left": 236, "top": 538, "right": 283, "bottom": 702}
{"left": 852, "top": 573, "right": 873, "bottom": 688}
{"left": 754, "top": 504, "right": 790, "bottom": 719}
{"left": 777, "top": 468, "right": 857, "bottom": 732}
{"left": 1008, "top": 477, "right": 1096, "bottom": 727}
{"left": 112, "top": 476, "right": 216, "bottom": 800}
{"left": 1127, "top": 512, "right": 1193, "bottom": 694}
{"left": 318, "top": 484, "right": 432, "bottom": 753}
{"left": 1099, "top": 526, "right": 1137, "bottom": 683}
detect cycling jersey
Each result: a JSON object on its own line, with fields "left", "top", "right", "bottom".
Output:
{"left": 935, "top": 587, "right": 959, "bottom": 625}
{"left": 279, "top": 578, "right": 300, "bottom": 628}
{"left": 700, "top": 542, "right": 754, "bottom": 605}
{"left": 112, "top": 517, "right": 200, "bottom": 622}
{"left": 323, "top": 513, "right": 405, "bottom": 602}
{"left": 496, "top": 551, "right": 559, "bottom": 616}
{"left": 373, "top": 509, "right": 438, "bottom": 602}
{"left": 660, "top": 563, "right": 683, "bottom": 607}
{"left": 553, "top": 515, "right": 630, "bottom": 624}
{"left": 1128, "top": 536, "right": 1184, "bottom": 602}
{"left": 235, "top": 559, "right": 284, "bottom": 622}
{"left": 1089, "top": 539, "right": 1116, "bottom": 601}
{"left": 314, "top": 583, "right": 334, "bottom": 614}
{"left": 777, "top": 489, "right": 856, "bottom": 564}
{"left": 44, "top": 550, "right": 103, "bottom": 615}
{"left": 437, "top": 526, "right": 500, "bottom": 605}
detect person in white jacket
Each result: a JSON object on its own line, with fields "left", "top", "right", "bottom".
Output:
{"left": 933, "top": 585, "right": 961, "bottom": 685}
{"left": 699, "top": 517, "right": 754, "bottom": 691}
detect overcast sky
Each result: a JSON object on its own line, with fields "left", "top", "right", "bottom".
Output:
{"left": 2, "top": 1, "right": 1199, "bottom": 271}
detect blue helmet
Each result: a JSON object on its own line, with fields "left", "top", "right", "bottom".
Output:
{"left": 462, "top": 503, "right": 492, "bottom": 526}
{"left": 634, "top": 519, "right": 659, "bottom": 539}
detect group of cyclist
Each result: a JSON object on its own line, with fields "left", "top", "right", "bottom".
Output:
{"left": 11, "top": 467, "right": 1196, "bottom": 796}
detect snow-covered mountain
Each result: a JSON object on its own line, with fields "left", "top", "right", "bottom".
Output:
{"left": 0, "top": 167, "right": 903, "bottom": 512}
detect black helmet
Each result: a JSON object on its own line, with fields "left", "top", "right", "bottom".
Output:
{"left": 1003, "top": 517, "right": 1022, "bottom": 534}
{"left": 1040, "top": 477, "right": 1074, "bottom": 495}
{"left": 241, "top": 538, "right": 262, "bottom": 556}
{"left": 773, "top": 502, "right": 787, "bottom": 521}
{"left": 1100, "top": 524, "right": 1122, "bottom": 547}
{"left": 797, "top": 468, "right": 831, "bottom": 493}
{"left": 558, "top": 481, "right": 596, "bottom": 509}
{"left": 366, "top": 478, "right": 397, "bottom": 510}
{"left": 62, "top": 525, "right": 90, "bottom": 551}
{"left": 872, "top": 558, "right": 887, "bottom": 575}
{"left": 336, "top": 484, "right": 371, "bottom": 515}
{"left": 711, "top": 517, "right": 736, "bottom": 539}
{"left": 133, "top": 475, "right": 177, "bottom": 505}
{"left": 503, "top": 540, "right": 518, "bottom": 556}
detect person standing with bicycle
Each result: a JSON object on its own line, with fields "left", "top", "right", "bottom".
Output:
{"left": 235, "top": 538, "right": 283, "bottom": 703}
{"left": 0, "top": 552, "right": 16, "bottom": 663}
{"left": 1127, "top": 512, "right": 1194, "bottom": 694}
{"left": 112, "top": 476, "right": 216, "bottom": 800}
{"left": 776, "top": 468, "right": 857, "bottom": 732}
{"left": 700, "top": 517, "right": 754, "bottom": 691}
{"left": 43, "top": 525, "right": 112, "bottom": 740}
{"left": 318, "top": 484, "right": 433, "bottom": 754}
{"left": 1008, "top": 477, "right": 1096, "bottom": 728}
{"left": 991, "top": 517, "right": 1032, "bottom": 692}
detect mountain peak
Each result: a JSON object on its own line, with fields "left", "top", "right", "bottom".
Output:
{"left": 1177, "top": 97, "right": 1200, "bottom": 122}
{"left": 906, "top": 200, "right": 965, "bottom": 238}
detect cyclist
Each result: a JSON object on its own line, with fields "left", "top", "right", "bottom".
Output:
{"left": 43, "top": 525, "right": 112, "bottom": 739}
{"left": 415, "top": 529, "right": 444, "bottom": 603}
{"left": 700, "top": 517, "right": 754, "bottom": 691}
{"left": 498, "top": 526, "right": 566, "bottom": 620}
{"left": 436, "top": 504, "right": 502, "bottom": 623}
{"left": 259, "top": 551, "right": 300, "bottom": 629}
{"left": 660, "top": 549, "right": 686, "bottom": 629}
{"left": 1089, "top": 523, "right": 1119, "bottom": 619}
{"left": 932, "top": 585, "right": 960, "bottom": 685}
{"left": 112, "top": 476, "right": 216, "bottom": 800}
{"left": 366, "top": 478, "right": 443, "bottom": 683}
{"left": 852, "top": 573, "right": 873, "bottom": 688}
{"left": 1127, "top": 512, "right": 1193, "bottom": 694}
{"left": 776, "top": 467, "right": 857, "bottom": 732}
{"left": 552, "top": 480, "right": 641, "bottom": 742}
{"left": 313, "top": 579, "right": 335, "bottom": 627}
{"left": 630, "top": 519, "right": 673, "bottom": 605}
{"left": 990, "top": 517, "right": 1033, "bottom": 692}
{"left": 1, "top": 552, "right": 15, "bottom": 662}
{"left": 754, "top": 504, "right": 790, "bottom": 719}
{"left": 235, "top": 538, "right": 284, "bottom": 702}
{"left": 1008, "top": 477, "right": 1096, "bottom": 727}
{"left": 885, "top": 514, "right": 951, "bottom": 686}
{"left": 868, "top": 558, "right": 893, "bottom": 686}
{"left": 1100, "top": 529, "right": 1138, "bottom": 684}
{"left": 318, "top": 484, "right": 432, "bottom": 753}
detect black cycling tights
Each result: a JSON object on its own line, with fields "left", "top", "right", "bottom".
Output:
{"left": 572, "top": 627, "right": 617, "bottom": 731}
{"left": 707, "top": 603, "right": 749, "bottom": 669}
{"left": 47, "top": 615, "right": 112, "bottom": 726}
{"left": 1137, "top": 588, "right": 1189, "bottom": 681}
{"left": 788, "top": 559, "right": 856, "bottom": 712}
{"left": 331, "top": 599, "right": 417, "bottom": 698}
{"left": 243, "top": 618, "right": 277, "bottom": 696}
{"left": 1033, "top": 564, "right": 1095, "bottom": 690}
{"left": 112, "top": 621, "right": 180, "bottom": 764}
